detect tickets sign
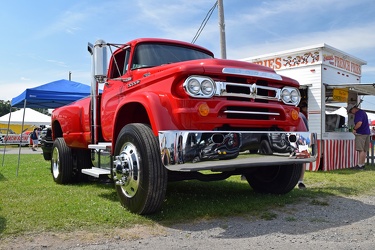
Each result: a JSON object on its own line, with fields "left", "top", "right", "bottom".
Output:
{"left": 332, "top": 88, "right": 348, "bottom": 102}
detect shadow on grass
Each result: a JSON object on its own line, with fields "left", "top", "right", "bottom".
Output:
{"left": 87, "top": 171, "right": 370, "bottom": 222}
{"left": 0, "top": 216, "right": 5, "bottom": 235}
{"left": 148, "top": 180, "right": 311, "bottom": 221}
{"left": 0, "top": 172, "right": 7, "bottom": 182}
{"left": 318, "top": 186, "right": 357, "bottom": 196}
{"left": 65, "top": 164, "right": 375, "bottom": 235}
{"left": 0, "top": 204, "right": 5, "bottom": 235}
{"left": 97, "top": 191, "right": 118, "bottom": 202}
{"left": 94, "top": 182, "right": 118, "bottom": 203}
{"left": 76, "top": 179, "right": 119, "bottom": 203}
{"left": 162, "top": 193, "right": 375, "bottom": 239}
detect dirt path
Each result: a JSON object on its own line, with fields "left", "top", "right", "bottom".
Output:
{"left": 1, "top": 194, "right": 375, "bottom": 250}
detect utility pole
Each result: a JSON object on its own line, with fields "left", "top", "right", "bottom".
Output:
{"left": 218, "top": 0, "right": 227, "bottom": 59}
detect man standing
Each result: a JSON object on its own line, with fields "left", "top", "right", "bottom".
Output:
{"left": 31, "top": 127, "right": 39, "bottom": 151}
{"left": 347, "top": 103, "right": 370, "bottom": 170}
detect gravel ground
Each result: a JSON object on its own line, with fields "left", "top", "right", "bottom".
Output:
{"left": 1, "top": 194, "right": 375, "bottom": 250}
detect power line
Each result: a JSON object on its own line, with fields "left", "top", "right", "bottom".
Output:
{"left": 191, "top": 1, "right": 218, "bottom": 44}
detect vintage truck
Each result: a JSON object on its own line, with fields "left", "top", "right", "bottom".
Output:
{"left": 42, "top": 38, "right": 317, "bottom": 214}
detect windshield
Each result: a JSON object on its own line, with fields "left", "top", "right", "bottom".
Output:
{"left": 131, "top": 43, "right": 213, "bottom": 70}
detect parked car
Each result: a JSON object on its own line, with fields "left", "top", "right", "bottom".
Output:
{"left": 40, "top": 127, "right": 52, "bottom": 159}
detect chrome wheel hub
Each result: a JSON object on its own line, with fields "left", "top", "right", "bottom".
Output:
{"left": 113, "top": 142, "right": 140, "bottom": 198}
{"left": 52, "top": 147, "right": 60, "bottom": 179}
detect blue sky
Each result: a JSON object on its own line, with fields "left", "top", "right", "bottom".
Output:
{"left": 1, "top": 0, "right": 375, "bottom": 108}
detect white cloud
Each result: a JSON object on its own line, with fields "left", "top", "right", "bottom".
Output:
{"left": 0, "top": 81, "right": 41, "bottom": 102}
{"left": 229, "top": 21, "right": 375, "bottom": 59}
{"left": 46, "top": 59, "right": 68, "bottom": 68}
{"left": 33, "top": 12, "right": 85, "bottom": 39}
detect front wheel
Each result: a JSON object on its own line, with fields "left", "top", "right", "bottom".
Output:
{"left": 113, "top": 123, "right": 168, "bottom": 215}
{"left": 244, "top": 164, "right": 302, "bottom": 194}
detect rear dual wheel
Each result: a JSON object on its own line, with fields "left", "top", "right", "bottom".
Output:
{"left": 51, "top": 138, "right": 73, "bottom": 184}
{"left": 51, "top": 138, "right": 92, "bottom": 184}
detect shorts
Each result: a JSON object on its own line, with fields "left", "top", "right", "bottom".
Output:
{"left": 355, "top": 134, "right": 370, "bottom": 152}
{"left": 32, "top": 139, "right": 39, "bottom": 145}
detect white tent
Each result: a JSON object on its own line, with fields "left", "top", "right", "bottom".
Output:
{"left": 325, "top": 107, "right": 348, "bottom": 118}
{"left": 0, "top": 108, "right": 51, "bottom": 125}
{"left": 368, "top": 112, "right": 375, "bottom": 122}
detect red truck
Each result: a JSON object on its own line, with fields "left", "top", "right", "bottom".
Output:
{"left": 42, "top": 38, "right": 317, "bottom": 214}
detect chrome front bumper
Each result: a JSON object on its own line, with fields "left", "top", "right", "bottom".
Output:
{"left": 159, "top": 131, "right": 317, "bottom": 172}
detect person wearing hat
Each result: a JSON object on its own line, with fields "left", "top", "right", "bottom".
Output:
{"left": 347, "top": 103, "right": 370, "bottom": 170}
{"left": 299, "top": 101, "right": 308, "bottom": 119}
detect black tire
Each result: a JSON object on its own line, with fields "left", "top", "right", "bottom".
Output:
{"left": 51, "top": 138, "right": 74, "bottom": 184}
{"left": 245, "top": 164, "right": 302, "bottom": 194}
{"left": 113, "top": 123, "right": 168, "bottom": 215}
{"left": 43, "top": 151, "right": 52, "bottom": 161}
{"left": 72, "top": 149, "right": 93, "bottom": 182}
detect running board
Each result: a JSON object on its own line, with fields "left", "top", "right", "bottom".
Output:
{"left": 82, "top": 167, "right": 110, "bottom": 178}
{"left": 88, "top": 142, "right": 112, "bottom": 151}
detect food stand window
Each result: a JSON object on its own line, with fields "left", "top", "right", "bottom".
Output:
{"left": 322, "top": 83, "right": 375, "bottom": 170}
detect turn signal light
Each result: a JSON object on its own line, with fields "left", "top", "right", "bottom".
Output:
{"left": 291, "top": 109, "right": 299, "bottom": 120}
{"left": 198, "top": 103, "right": 209, "bottom": 116}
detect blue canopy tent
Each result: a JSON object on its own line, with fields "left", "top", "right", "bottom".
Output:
{"left": 3, "top": 79, "right": 93, "bottom": 174}
{"left": 11, "top": 79, "right": 92, "bottom": 108}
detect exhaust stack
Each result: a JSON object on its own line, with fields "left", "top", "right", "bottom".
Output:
{"left": 88, "top": 40, "right": 107, "bottom": 144}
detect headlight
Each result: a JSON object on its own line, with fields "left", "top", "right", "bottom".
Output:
{"left": 280, "top": 87, "right": 300, "bottom": 106}
{"left": 281, "top": 89, "right": 291, "bottom": 103}
{"left": 290, "top": 89, "right": 299, "bottom": 103}
{"left": 187, "top": 78, "right": 200, "bottom": 94}
{"left": 201, "top": 80, "right": 214, "bottom": 95}
{"left": 183, "top": 76, "right": 216, "bottom": 98}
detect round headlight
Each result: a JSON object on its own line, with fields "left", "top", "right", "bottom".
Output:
{"left": 201, "top": 80, "right": 214, "bottom": 95}
{"left": 281, "top": 89, "right": 291, "bottom": 103}
{"left": 187, "top": 78, "right": 200, "bottom": 94}
{"left": 290, "top": 90, "right": 299, "bottom": 103}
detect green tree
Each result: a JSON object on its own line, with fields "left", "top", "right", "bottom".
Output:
{"left": 0, "top": 100, "right": 16, "bottom": 117}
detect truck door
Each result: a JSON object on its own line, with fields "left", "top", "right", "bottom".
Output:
{"left": 100, "top": 47, "right": 131, "bottom": 141}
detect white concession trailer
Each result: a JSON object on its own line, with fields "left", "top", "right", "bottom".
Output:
{"left": 243, "top": 44, "right": 375, "bottom": 171}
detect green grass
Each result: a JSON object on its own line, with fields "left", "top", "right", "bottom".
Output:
{"left": 1, "top": 154, "right": 375, "bottom": 238}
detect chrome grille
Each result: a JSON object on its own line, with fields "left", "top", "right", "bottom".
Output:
{"left": 214, "top": 81, "right": 285, "bottom": 119}
{"left": 215, "top": 82, "right": 280, "bottom": 102}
